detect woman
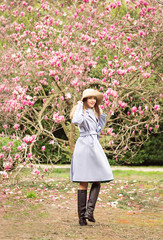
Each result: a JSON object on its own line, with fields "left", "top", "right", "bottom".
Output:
{"left": 70, "top": 89, "right": 113, "bottom": 226}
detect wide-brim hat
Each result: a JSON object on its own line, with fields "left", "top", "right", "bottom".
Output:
{"left": 81, "top": 89, "right": 103, "bottom": 105}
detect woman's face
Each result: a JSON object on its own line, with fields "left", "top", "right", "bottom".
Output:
{"left": 86, "top": 96, "right": 96, "bottom": 108}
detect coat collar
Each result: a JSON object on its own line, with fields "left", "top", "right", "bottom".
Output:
{"left": 86, "top": 108, "right": 98, "bottom": 124}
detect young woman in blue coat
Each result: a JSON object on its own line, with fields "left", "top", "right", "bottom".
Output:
{"left": 70, "top": 89, "right": 113, "bottom": 226}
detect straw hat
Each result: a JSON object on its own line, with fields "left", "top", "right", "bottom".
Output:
{"left": 81, "top": 89, "right": 103, "bottom": 105}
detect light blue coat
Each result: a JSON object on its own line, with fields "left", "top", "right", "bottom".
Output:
{"left": 70, "top": 102, "right": 114, "bottom": 183}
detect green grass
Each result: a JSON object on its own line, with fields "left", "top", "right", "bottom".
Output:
{"left": 113, "top": 170, "right": 163, "bottom": 182}
{"left": 12, "top": 166, "right": 163, "bottom": 183}
{"left": 27, "top": 191, "right": 37, "bottom": 199}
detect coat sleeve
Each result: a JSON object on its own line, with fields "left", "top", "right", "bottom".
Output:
{"left": 97, "top": 113, "right": 107, "bottom": 134}
{"left": 72, "top": 102, "right": 85, "bottom": 125}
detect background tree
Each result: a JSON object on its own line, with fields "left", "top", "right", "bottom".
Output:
{"left": 0, "top": 0, "right": 162, "bottom": 177}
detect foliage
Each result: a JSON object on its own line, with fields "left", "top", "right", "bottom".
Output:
{"left": 114, "top": 122, "right": 163, "bottom": 165}
{"left": 133, "top": 132, "right": 163, "bottom": 166}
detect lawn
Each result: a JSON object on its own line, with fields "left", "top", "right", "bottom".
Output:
{"left": 0, "top": 167, "right": 162, "bottom": 240}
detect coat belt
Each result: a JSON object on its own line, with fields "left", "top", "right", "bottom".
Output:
{"left": 80, "top": 131, "right": 97, "bottom": 137}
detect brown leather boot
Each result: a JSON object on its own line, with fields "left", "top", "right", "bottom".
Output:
{"left": 77, "top": 189, "right": 87, "bottom": 226}
{"left": 85, "top": 182, "right": 100, "bottom": 222}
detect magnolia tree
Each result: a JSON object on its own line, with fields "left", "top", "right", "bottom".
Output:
{"left": 0, "top": 0, "right": 162, "bottom": 179}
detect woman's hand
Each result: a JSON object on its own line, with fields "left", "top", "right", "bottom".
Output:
{"left": 78, "top": 100, "right": 83, "bottom": 105}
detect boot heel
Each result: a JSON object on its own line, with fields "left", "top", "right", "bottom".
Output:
{"left": 79, "top": 218, "right": 87, "bottom": 226}
{"left": 85, "top": 211, "right": 95, "bottom": 222}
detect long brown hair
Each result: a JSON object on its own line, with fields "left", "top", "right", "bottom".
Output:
{"left": 70, "top": 105, "right": 78, "bottom": 119}
{"left": 70, "top": 97, "right": 100, "bottom": 120}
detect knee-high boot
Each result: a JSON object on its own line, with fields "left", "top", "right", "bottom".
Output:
{"left": 77, "top": 189, "right": 87, "bottom": 226}
{"left": 85, "top": 182, "right": 100, "bottom": 222}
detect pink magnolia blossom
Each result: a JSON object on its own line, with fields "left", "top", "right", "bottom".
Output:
{"left": 14, "top": 124, "right": 19, "bottom": 130}
{"left": 108, "top": 72, "right": 113, "bottom": 78}
{"left": 110, "top": 110, "right": 114, "bottom": 115}
{"left": 109, "top": 140, "right": 114, "bottom": 145}
{"left": 119, "top": 101, "right": 127, "bottom": 108}
{"left": 32, "top": 168, "right": 40, "bottom": 175}
{"left": 127, "top": 66, "right": 136, "bottom": 72}
{"left": 1, "top": 171, "right": 8, "bottom": 178}
{"left": 113, "top": 80, "right": 119, "bottom": 87}
{"left": 55, "top": 75, "right": 59, "bottom": 81}
{"left": 22, "top": 1, "right": 28, "bottom": 7}
{"left": 108, "top": 61, "right": 112, "bottom": 66}
{"left": 71, "top": 78, "right": 79, "bottom": 86}
{"left": 131, "top": 106, "right": 137, "bottom": 113}
{"left": 117, "top": 69, "right": 126, "bottom": 75}
{"left": 142, "top": 72, "right": 151, "bottom": 79}
{"left": 42, "top": 146, "right": 46, "bottom": 152}
{"left": 100, "top": 105, "right": 104, "bottom": 110}
{"left": 107, "top": 128, "right": 113, "bottom": 135}
{"left": 20, "top": 12, "right": 25, "bottom": 17}
{"left": 102, "top": 67, "right": 108, "bottom": 75}
{"left": 49, "top": 70, "right": 56, "bottom": 76}
{"left": 23, "top": 135, "right": 36, "bottom": 143}
{"left": 15, "top": 154, "right": 20, "bottom": 159}
{"left": 69, "top": 53, "right": 73, "bottom": 60}
{"left": 65, "top": 92, "right": 71, "bottom": 99}
{"left": 139, "top": 110, "right": 144, "bottom": 115}
{"left": 5, "top": 162, "right": 13, "bottom": 171}
{"left": 2, "top": 146, "right": 7, "bottom": 151}
{"left": 8, "top": 147, "right": 11, "bottom": 152}
{"left": 154, "top": 105, "right": 160, "bottom": 111}
{"left": 105, "top": 88, "right": 118, "bottom": 98}
{"left": 27, "top": 6, "right": 33, "bottom": 12}
{"left": 145, "top": 62, "right": 150, "bottom": 67}
{"left": 17, "top": 146, "right": 22, "bottom": 151}
{"left": 139, "top": 31, "right": 145, "bottom": 36}
{"left": 27, "top": 152, "right": 32, "bottom": 158}
{"left": 0, "top": 4, "right": 6, "bottom": 12}
{"left": 53, "top": 112, "right": 65, "bottom": 123}
{"left": 3, "top": 124, "right": 8, "bottom": 129}
{"left": 147, "top": 53, "right": 151, "bottom": 58}
{"left": 0, "top": 154, "right": 4, "bottom": 158}
{"left": 106, "top": 100, "right": 111, "bottom": 106}
{"left": 21, "top": 143, "right": 27, "bottom": 149}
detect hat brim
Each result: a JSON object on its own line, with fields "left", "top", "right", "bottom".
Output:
{"left": 81, "top": 91, "right": 103, "bottom": 105}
